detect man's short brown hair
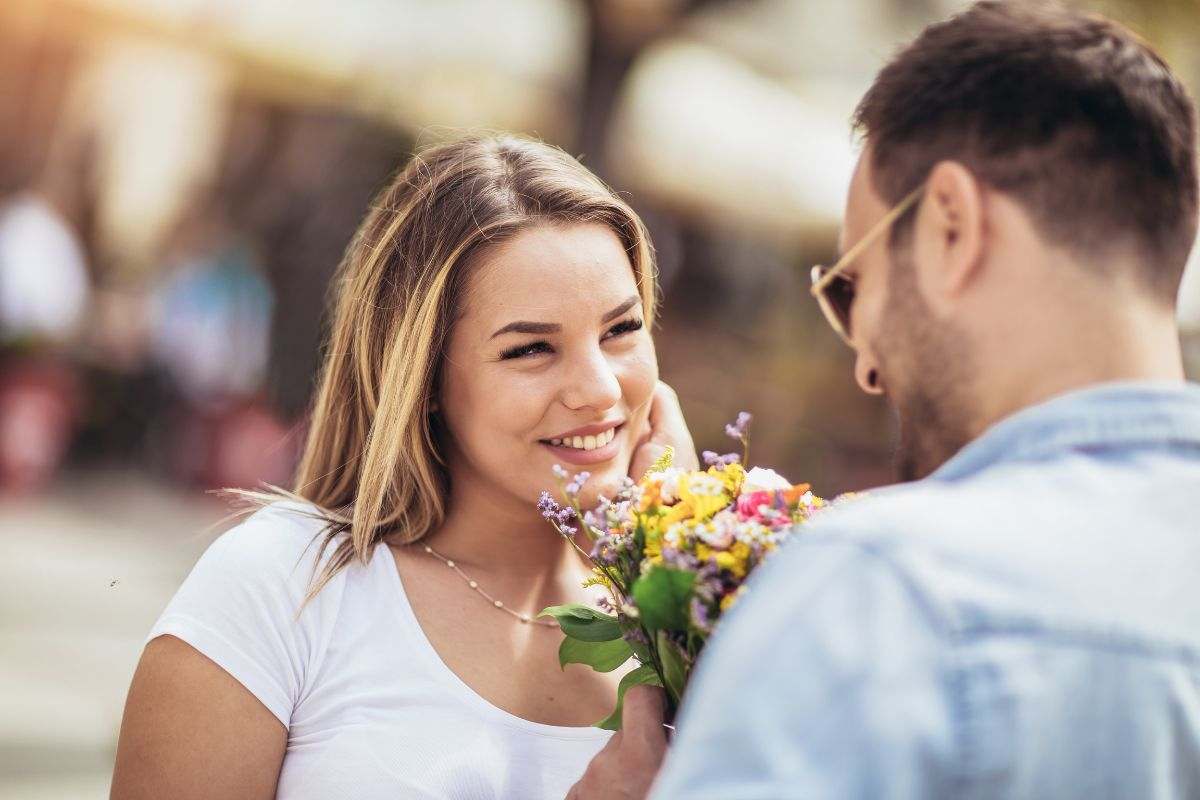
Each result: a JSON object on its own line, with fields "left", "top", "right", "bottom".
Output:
{"left": 854, "top": 0, "right": 1198, "bottom": 302}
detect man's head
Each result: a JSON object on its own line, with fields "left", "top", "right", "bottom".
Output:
{"left": 832, "top": 0, "right": 1198, "bottom": 480}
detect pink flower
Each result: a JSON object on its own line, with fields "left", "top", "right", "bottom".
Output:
{"left": 736, "top": 490, "right": 775, "bottom": 521}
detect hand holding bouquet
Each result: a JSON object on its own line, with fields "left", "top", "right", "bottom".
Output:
{"left": 538, "top": 412, "right": 831, "bottom": 729}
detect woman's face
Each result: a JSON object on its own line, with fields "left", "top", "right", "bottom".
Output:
{"left": 439, "top": 222, "right": 658, "bottom": 512}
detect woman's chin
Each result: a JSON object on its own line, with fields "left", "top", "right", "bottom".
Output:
{"left": 528, "top": 448, "right": 632, "bottom": 510}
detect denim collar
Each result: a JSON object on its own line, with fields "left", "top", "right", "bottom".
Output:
{"left": 929, "top": 380, "right": 1200, "bottom": 482}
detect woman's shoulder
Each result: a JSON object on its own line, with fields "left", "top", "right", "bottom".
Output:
{"left": 181, "top": 499, "right": 355, "bottom": 611}
{"left": 211, "top": 499, "right": 338, "bottom": 566}
{"left": 149, "top": 499, "right": 355, "bottom": 727}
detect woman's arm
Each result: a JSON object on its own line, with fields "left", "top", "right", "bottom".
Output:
{"left": 111, "top": 635, "right": 287, "bottom": 800}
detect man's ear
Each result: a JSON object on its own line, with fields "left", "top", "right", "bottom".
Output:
{"left": 913, "top": 160, "right": 986, "bottom": 309}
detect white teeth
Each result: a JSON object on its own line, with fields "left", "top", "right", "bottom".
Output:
{"left": 547, "top": 427, "right": 617, "bottom": 450}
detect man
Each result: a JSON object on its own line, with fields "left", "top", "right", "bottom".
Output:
{"left": 569, "top": 1, "right": 1200, "bottom": 797}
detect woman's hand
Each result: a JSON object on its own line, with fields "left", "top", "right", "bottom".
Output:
{"left": 630, "top": 381, "right": 698, "bottom": 480}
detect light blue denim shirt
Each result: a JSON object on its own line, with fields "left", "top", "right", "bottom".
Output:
{"left": 652, "top": 381, "right": 1200, "bottom": 799}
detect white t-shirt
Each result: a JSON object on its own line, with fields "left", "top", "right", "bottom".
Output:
{"left": 147, "top": 501, "right": 612, "bottom": 799}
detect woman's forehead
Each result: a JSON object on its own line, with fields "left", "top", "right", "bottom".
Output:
{"left": 462, "top": 222, "right": 640, "bottom": 320}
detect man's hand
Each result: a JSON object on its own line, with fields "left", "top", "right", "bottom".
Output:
{"left": 630, "top": 381, "right": 699, "bottom": 480}
{"left": 566, "top": 686, "right": 668, "bottom": 800}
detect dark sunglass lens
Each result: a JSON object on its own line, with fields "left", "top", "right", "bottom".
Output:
{"left": 825, "top": 275, "right": 855, "bottom": 334}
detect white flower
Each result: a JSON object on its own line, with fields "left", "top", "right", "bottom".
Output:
{"left": 742, "top": 467, "right": 792, "bottom": 492}
{"left": 648, "top": 467, "right": 685, "bottom": 503}
{"left": 686, "top": 473, "right": 726, "bottom": 497}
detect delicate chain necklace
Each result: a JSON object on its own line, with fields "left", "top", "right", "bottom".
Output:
{"left": 421, "top": 544, "right": 561, "bottom": 627}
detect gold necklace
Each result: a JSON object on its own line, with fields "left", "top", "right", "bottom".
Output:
{"left": 421, "top": 544, "right": 561, "bottom": 627}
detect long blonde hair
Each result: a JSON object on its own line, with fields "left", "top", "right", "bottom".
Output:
{"left": 250, "top": 134, "right": 658, "bottom": 600}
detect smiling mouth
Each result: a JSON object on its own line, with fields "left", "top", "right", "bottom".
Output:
{"left": 539, "top": 425, "right": 619, "bottom": 452}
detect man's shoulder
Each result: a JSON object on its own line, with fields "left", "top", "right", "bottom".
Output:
{"left": 766, "top": 477, "right": 1060, "bottom": 637}
{"left": 786, "top": 465, "right": 1200, "bottom": 649}
{"left": 799, "top": 479, "right": 991, "bottom": 554}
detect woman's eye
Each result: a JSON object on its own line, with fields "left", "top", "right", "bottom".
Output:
{"left": 603, "top": 317, "right": 644, "bottom": 340}
{"left": 499, "top": 341, "right": 553, "bottom": 360}
{"left": 499, "top": 318, "right": 641, "bottom": 360}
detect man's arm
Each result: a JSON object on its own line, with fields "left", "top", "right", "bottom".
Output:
{"left": 649, "top": 536, "right": 958, "bottom": 799}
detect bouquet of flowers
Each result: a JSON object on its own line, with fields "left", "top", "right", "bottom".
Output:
{"left": 537, "top": 412, "right": 830, "bottom": 730}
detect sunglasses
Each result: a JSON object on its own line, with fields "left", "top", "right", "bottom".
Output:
{"left": 809, "top": 184, "right": 925, "bottom": 345}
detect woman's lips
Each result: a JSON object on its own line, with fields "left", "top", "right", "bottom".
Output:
{"left": 540, "top": 425, "right": 622, "bottom": 465}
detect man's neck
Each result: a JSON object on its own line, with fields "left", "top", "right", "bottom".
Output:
{"left": 970, "top": 303, "right": 1185, "bottom": 441}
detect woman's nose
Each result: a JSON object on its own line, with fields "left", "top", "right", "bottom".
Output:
{"left": 561, "top": 348, "right": 622, "bottom": 411}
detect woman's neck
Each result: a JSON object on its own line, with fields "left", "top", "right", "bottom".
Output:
{"left": 421, "top": 481, "right": 587, "bottom": 591}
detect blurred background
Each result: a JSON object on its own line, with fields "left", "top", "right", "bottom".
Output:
{"left": 0, "top": 0, "right": 1197, "bottom": 795}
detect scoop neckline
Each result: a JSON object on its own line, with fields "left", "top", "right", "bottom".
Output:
{"left": 373, "top": 543, "right": 613, "bottom": 741}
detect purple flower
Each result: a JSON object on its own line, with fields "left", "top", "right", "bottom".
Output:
{"left": 556, "top": 507, "right": 577, "bottom": 525}
{"left": 537, "top": 491, "right": 561, "bottom": 520}
{"left": 660, "top": 547, "right": 701, "bottom": 572}
{"left": 589, "top": 533, "right": 621, "bottom": 566}
{"left": 564, "top": 471, "right": 591, "bottom": 497}
{"left": 691, "top": 563, "right": 724, "bottom": 602}
{"left": 623, "top": 626, "right": 650, "bottom": 647}
{"left": 724, "top": 411, "right": 753, "bottom": 441}
{"left": 552, "top": 464, "right": 569, "bottom": 479}
{"left": 615, "top": 476, "right": 636, "bottom": 496}
{"left": 703, "top": 450, "right": 742, "bottom": 467}
{"left": 689, "top": 597, "right": 713, "bottom": 634}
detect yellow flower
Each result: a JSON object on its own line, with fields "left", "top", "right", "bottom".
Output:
{"left": 714, "top": 550, "right": 747, "bottom": 578}
{"left": 661, "top": 500, "right": 695, "bottom": 528}
{"left": 642, "top": 515, "right": 664, "bottom": 561}
{"left": 720, "top": 587, "right": 745, "bottom": 612}
{"left": 678, "top": 472, "right": 729, "bottom": 522}
{"left": 582, "top": 567, "right": 612, "bottom": 589}
{"left": 638, "top": 478, "right": 664, "bottom": 511}
{"left": 713, "top": 462, "right": 746, "bottom": 495}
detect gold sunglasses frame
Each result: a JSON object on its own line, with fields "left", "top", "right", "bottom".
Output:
{"left": 809, "top": 184, "right": 925, "bottom": 345}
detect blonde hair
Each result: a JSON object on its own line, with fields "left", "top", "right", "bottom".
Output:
{"left": 242, "top": 134, "right": 658, "bottom": 600}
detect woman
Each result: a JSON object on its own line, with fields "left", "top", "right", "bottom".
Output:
{"left": 111, "top": 134, "right": 696, "bottom": 799}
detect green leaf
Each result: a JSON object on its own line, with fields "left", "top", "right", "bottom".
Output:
{"left": 627, "top": 638, "right": 653, "bottom": 664}
{"left": 595, "top": 663, "right": 663, "bottom": 731}
{"left": 619, "top": 618, "right": 654, "bottom": 662}
{"left": 538, "top": 603, "right": 622, "bottom": 642}
{"left": 631, "top": 567, "right": 695, "bottom": 631}
{"left": 559, "top": 636, "right": 634, "bottom": 673}
{"left": 656, "top": 630, "right": 687, "bottom": 704}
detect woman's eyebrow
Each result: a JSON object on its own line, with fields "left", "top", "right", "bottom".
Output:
{"left": 490, "top": 320, "right": 560, "bottom": 338}
{"left": 490, "top": 296, "right": 641, "bottom": 339}
{"left": 601, "top": 295, "right": 640, "bottom": 324}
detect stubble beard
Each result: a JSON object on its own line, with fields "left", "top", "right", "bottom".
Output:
{"left": 875, "top": 245, "right": 976, "bottom": 483}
